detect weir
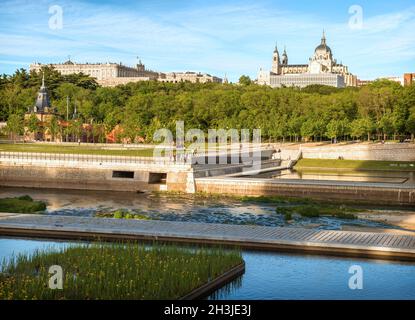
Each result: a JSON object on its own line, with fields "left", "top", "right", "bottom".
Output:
{"left": 0, "top": 149, "right": 414, "bottom": 204}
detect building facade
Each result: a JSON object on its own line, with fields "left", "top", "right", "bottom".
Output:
{"left": 30, "top": 59, "right": 161, "bottom": 87}
{"left": 258, "top": 32, "right": 357, "bottom": 88}
{"left": 404, "top": 73, "right": 415, "bottom": 87}
{"left": 30, "top": 59, "right": 223, "bottom": 86}
{"left": 24, "top": 74, "right": 59, "bottom": 141}
{"left": 159, "top": 72, "right": 222, "bottom": 84}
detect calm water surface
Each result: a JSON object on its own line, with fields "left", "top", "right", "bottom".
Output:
{"left": 1, "top": 238, "right": 414, "bottom": 300}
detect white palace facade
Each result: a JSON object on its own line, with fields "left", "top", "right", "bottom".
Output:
{"left": 30, "top": 59, "right": 223, "bottom": 87}
{"left": 258, "top": 32, "right": 358, "bottom": 88}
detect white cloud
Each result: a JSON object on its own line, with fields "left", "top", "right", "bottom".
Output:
{"left": 0, "top": 0, "right": 414, "bottom": 80}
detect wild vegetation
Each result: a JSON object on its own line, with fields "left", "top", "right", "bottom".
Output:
{"left": 0, "top": 143, "right": 154, "bottom": 157}
{"left": 95, "top": 209, "right": 151, "bottom": 220}
{"left": 0, "top": 195, "right": 46, "bottom": 213}
{"left": 295, "top": 159, "right": 415, "bottom": 171}
{"left": 1, "top": 68, "right": 415, "bottom": 143}
{"left": 277, "top": 204, "right": 358, "bottom": 220}
{"left": 0, "top": 242, "right": 243, "bottom": 300}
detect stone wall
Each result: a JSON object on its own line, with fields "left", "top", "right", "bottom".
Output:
{"left": 0, "top": 164, "right": 190, "bottom": 193}
{"left": 276, "top": 143, "right": 415, "bottom": 162}
{"left": 196, "top": 178, "right": 415, "bottom": 205}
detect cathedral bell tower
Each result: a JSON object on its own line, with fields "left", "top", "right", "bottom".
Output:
{"left": 271, "top": 43, "right": 281, "bottom": 75}
{"left": 282, "top": 47, "right": 288, "bottom": 66}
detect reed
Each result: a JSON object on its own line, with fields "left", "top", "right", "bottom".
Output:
{"left": 0, "top": 242, "right": 242, "bottom": 300}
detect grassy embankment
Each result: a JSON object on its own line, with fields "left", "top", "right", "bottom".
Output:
{"left": 0, "top": 196, "right": 46, "bottom": 213}
{"left": 0, "top": 143, "right": 155, "bottom": 157}
{"left": 0, "top": 242, "right": 243, "bottom": 300}
{"left": 295, "top": 158, "right": 415, "bottom": 172}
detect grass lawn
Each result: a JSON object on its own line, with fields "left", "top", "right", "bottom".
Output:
{"left": 295, "top": 158, "right": 415, "bottom": 172}
{"left": 0, "top": 196, "right": 46, "bottom": 213}
{"left": 0, "top": 143, "right": 155, "bottom": 157}
{"left": 0, "top": 243, "right": 243, "bottom": 300}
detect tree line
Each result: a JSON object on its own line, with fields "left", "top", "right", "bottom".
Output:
{"left": 1, "top": 67, "right": 415, "bottom": 143}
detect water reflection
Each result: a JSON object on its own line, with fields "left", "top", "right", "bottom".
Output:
{"left": 209, "top": 251, "right": 415, "bottom": 300}
{"left": 1, "top": 238, "right": 414, "bottom": 300}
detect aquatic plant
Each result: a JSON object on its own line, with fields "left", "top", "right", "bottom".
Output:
{"left": 95, "top": 210, "right": 151, "bottom": 220}
{"left": 239, "top": 195, "right": 314, "bottom": 204}
{"left": 0, "top": 196, "right": 46, "bottom": 213}
{"left": 277, "top": 204, "right": 357, "bottom": 220}
{"left": 0, "top": 242, "right": 242, "bottom": 300}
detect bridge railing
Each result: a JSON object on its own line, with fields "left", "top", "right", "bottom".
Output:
{"left": 0, "top": 151, "right": 193, "bottom": 167}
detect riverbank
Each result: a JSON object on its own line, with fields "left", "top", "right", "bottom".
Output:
{"left": 295, "top": 158, "right": 415, "bottom": 172}
{"left": 0, "top": 143, "right": 154, "bottom": 157}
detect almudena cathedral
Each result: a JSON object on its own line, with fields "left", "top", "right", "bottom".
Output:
{"left": 258, "top": 32, "right": 358, "bottom": 88}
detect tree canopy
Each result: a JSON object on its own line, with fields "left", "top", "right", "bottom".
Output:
{"left": 1, "top": 67, "right": 415, "bottom": 142}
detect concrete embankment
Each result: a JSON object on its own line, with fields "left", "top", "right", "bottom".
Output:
{"left": 195, "top": 177, "right": 415, "bottom": 205}
{"left": 274, "top": 142, "right": 415, "bottom": 162}
{"left": 0, "top": 153, "right": 192, "bottom": 193}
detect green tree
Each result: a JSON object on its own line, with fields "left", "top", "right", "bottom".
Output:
{"left": 46, "top": 116, "right": 60, "bottom": 142}
{"left": 406, "top": 113, "right": 415, "bottom": 142}
{"left": 350, "top": 117, "right": 374, "bottom": 141}
{"left": 238, "top": 75, "right": 252, "bottom": 86}
{"left": 378, "top": 112, "right": 395, "bottom": 141}
{"left": 26, "top": 113, "right": 39, "bottom": 138}
{"left": 5, "top": 114, "right": 23, "bottom": 142}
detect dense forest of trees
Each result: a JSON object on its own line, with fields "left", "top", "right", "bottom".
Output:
{"left": 1, "top": 67, "right": 415, "bottom": 143}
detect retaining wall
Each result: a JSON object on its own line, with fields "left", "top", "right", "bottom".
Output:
{"left": 195, "top": 178, "right": 415, "bottom": 205}
{"left": 0, "top": 163, "right": 190, "bottom": 193}
{"left": 297, "top": 143, "right": 415, "bottom": 161}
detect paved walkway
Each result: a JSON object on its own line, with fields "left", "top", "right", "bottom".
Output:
{"left": 0, "top": 214, "right": 414, "bottom": 261}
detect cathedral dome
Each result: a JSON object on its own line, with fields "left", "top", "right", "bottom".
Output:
{"left": 315, "top": 44, "right": 332, "bottom": 54}
{"left": 314, "top": 31, "right": 331, "bottom": 55}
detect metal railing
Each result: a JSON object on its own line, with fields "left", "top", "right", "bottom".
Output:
{"left": 0, "top": 151, "right": 193, "bottom": 167}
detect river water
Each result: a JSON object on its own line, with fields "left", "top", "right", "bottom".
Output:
{"left": 0, "top": 187, "right": 411, "bottom": 231}
{"left": 1, "top": 186, "right": 415, "bottom": 299}
{"left": 1, "top": 237, "right": 414, "bottom": 300}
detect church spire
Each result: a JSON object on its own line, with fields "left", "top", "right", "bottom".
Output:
{"left": 274, "top": 41, "right": 279, "bottom": 54}
{"left": 321, "top": 30, "right": 327, "bottom": 45}
{"left": 282, "top": 46, "right": 288, "bottom": 65}
{"left": 272, "top": 41, "right": 282, "bottom": 74}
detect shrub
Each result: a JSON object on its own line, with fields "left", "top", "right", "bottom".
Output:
{"left": 113, "top": 210, "right": 125, "bottom": 219}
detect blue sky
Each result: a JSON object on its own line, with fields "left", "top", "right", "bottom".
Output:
{"left": 0, "top": 0, "right": 414, "bottom": 82}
